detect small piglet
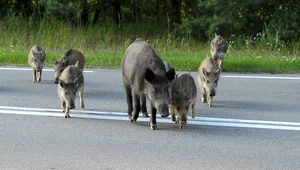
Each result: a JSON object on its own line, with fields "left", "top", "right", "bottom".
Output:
{"left": 169, "top": 74, "right": 197, "bottom": 129}
{"left": 198, "top": 57, "right": 220, "bottom": 108}
{"left": 57, "top": 61, "right": 84, "bottom": 118}
{"left": 54, "top": 49, "right": 85, "bottom": 84}
{"left": 211, "top": 34, "right": 228, "bottom": 69}
{"left": 28, "top": 45, "right": 46, "bottom": 83}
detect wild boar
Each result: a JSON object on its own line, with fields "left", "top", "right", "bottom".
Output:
{"left": 140, "top": 61, "right": 176, "bottom": 118}
{"left": 122, "top": 39, "right": 176, "bottom": 130}
{"left": 198, "top": 57, "right": 220, "bottom": 108}
{"left": 169, "top": 73, "right": 197, "bottom": 129}
{"left": 211, "top": 34, "right": 228, "bottom": 69}
{"left": 54, "top": 49, "right": 85, "bottom": 84}
{"left": 57, "top": 61, "right": 84, "bottom": 118}
{"left": 28, "top": 45, "right": 46, "bottom": 83}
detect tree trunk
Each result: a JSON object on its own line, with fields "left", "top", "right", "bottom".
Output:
{"left": 113, "top": 0, "right": 121, "bottom": 25}
{"left": 168, "top": 0, "right": 181, "bottom": 25}
{"left": 81, "top": 0, "right": 89, "bottom": 26}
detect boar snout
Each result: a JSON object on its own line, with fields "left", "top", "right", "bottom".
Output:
{"left": 54, "top": 79, "right": 59, "bottom": 84}
{"left": 159, "top": 105, "right": 169, "bottom": 118}
{"left": 209, "top": 90, "right": 216, "bottom": 97}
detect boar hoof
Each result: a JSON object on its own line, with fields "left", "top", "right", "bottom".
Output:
{"left": 150, "top": 123, "right": 158, "bottom": 130}
{"left": 179, "top": 121, "right": 186, "bottom": 129}
{"left": 142, "top": 112, "right": 149, "bottom": 117}
{"left": 64, "top": 115, "right": 71, "bottom": 118}
{"left": 208, "top": 104, "right": 213, "bottom": 108}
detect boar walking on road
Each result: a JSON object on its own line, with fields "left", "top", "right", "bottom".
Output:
{"left": 198, "top": 57, "right": 220, "bottom": 108}
{"left": 211, "top": 34, "right": 228, "bottom": 69}
{"left": 54, "top": 49, "right": 85, "bottom": 84}
{"left": 140, "top": 61, "right": 176, "bottom": 118}
{"left": 122, "top": 39, "right": 176, "bottom": 130}
{"left": 28, "top": 45, "right": 46, "bottom": 83}
{"left": 169, "top": 74, "right": 197, "bottom": 129}
{"left": 57, "top": 61, "right": 84, "bottom": 118}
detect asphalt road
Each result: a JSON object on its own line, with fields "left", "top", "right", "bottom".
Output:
{"left": 0, "top": 67, "right": 300, "bottom": 170}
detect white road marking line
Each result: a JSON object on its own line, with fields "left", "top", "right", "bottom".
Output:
{"left": 1, "top": 106, "right": 300, "bottom": 131}
{"left": 0, "top": 67, "right": 93, "bottom": 73}
{"left": 223, "top": 75, "right": 300, "bottom": 80}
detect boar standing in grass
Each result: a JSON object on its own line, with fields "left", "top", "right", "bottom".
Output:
{"left": 169, "top": 73, "right": 197, "bottom": 129}
{"left": 211, "top": 34, "right": 228, "bottom": 69}
{"left": 57, "top": 61, "right": 84, "bottom": 118}
{"left": 122, "top": 39, "right": 176, "bottom": 130}
{"left": 54, "top": 49, "right": 85, "bottom": 84}
{"left": 198, "top": 57, "right": 220, "bottom": 108}
{"left": 28, "top": 45, "right": 46, "bottom": 83}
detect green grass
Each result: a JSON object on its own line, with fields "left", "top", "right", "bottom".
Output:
{"left": 0, "top": 16, "right": 299, "bottom": 73}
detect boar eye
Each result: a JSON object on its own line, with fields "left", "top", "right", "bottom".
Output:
{"left": 34, "top": 58, "right": 37, "bottom": 62}
{"left": 206, "top": 80, "right": 210, "bottom": 83}
{"left": 217, "top": 48, "right": 221, "bottom": 52}
{"left": 65, "top": 91, "right": 68, "bottom": 95}
{"left": 186, "top": 105, "right": 189, "bottom": 111}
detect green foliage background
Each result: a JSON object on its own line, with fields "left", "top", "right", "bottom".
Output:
{"left": 0, "top": 0, "right": 299, "bottom": 72}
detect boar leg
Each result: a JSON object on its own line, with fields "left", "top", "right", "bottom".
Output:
{"left": 169, "top": 104, "right": 176, "bottom": 122}
{"left": 131, "top": 94, "right": 141, "bottom": 122}
{"left": 37, "top": 70, "right": 42, "bottom": 82}
{"left": 208, "top": 96, "right": 213, "bottom": 108}
{"left": 61, "top": 100, "right": 66, "bottom": 113}
{"left": 149, "top": 104, "right": 157, "bottom": 130}
{"left": 191, "top": 102, "right": 195, "bottom": 119}
{"left": 141, "top": 95, "right": 149, "bottom": 117}
{"left": 78, "top": 87, "right": 85, "bottom": 109}
{"left": 179, "top": 114, "right": 187, "bottom": 129}
{"left": 201, "top": 87, "right": 207, "bottom": 103}
{"left": 124, "top": 85, "right": 133, "bottom": 119}
{"left": 33, "top": 69, "right": 37, "bottom": 83}
{"left": 64, "top": 106, "right": 70, "bottom": 118}
{"left": 218, "top": 57, "right": 223, "bottom": 70}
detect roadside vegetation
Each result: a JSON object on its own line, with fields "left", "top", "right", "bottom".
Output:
{"left": 0, "top": 0, "right": 299, "bottom": 73}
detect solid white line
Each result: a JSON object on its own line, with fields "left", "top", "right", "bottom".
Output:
{"left": 1, "top": 106, "right": 300, "bottom": 131}
{"left": 222, "top": 75, "right": 300, "bottom": 80}
{"left": 0, "top": 67, "right": 93, "bottom": 73}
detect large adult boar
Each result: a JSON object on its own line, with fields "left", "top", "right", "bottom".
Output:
{"left": 54, "top": 49, "right": 85, "bottom": 84}
{"left": 198, "top": 57, "right": 220, "bottom": 108}
{"left": 28, "top": 45, "right": 46, "bottom": 83}
{"left": 211, "top": 34, "right": 228, "bottom": 69}
{"left": 57, "top": 61, "right": 84, "bottom": 118}
{"left": 122, "top": 39, "right": 176, "bottom": 130}
{"left": 140, "top": 60, "right": 176, "bottom": 118}
{"left": 169, "top": 73, "right": 197, "bottom": 129}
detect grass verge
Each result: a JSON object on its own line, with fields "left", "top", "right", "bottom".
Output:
{"left": 0, "top": 16, "right": 299, "bottom": 73}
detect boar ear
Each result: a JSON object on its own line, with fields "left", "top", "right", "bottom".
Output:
{"left": 73, "top": 78, "right": 78, "bottom": 85}
{"left": 63, "top": 58, "right": 69, "bottom": 66}
{"left": 59, "top": 80, "right": 65, "bottom": 88}
{"left": 54, "top": 59, "right": 58, "bottom": 65}
{"left": 166, "top": 67, "right": 176, "bottom": 81}
{"left": 215, "top": 69, "right": 220, "bottom": 76}
{"left": 75, "top": 61, "right": 79, "bottom": 67}
{"left": 145, "top": 68, "right": 155, "bottom": 83}
{"left": 214, "top": 33, "right": 218, "bottom": 37}
{"left": 202, "top": 68, "right": 209, "bottom": 77}
{"left": 42, "top": 50, "right": 46, "bottom": 57}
